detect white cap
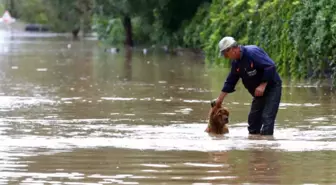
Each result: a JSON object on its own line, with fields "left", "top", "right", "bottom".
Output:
{"left": 218, "top": 36, "right": 236, "bottom": 56}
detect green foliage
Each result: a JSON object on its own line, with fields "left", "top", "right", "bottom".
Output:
{"left": 150, "top": 0, "right": 210, "bottom": 46}
{"left": 93, "top": 0, "right": 158, "bottom": 46}
{"left": 182, "top": 2, "right": 211, "bottom": 49}
{"left": 93, "top": 0, "right": 209, "bottom": 47}
{"left": 290, "top": 0, "right": 336, "bottom": 81}
{"left": 92, "top": 15, "right": 124, "bottom": 46}
{"left": 5, "top": 0, "right": 93, "bottom": 33}
{"left": 0, "top": 2, "right": 5, "bottom": 14}
{"left": 6, "top": 0, "right": 48, "bottom": 24}
{"left": 192, "top": 0, "right": 336, "bottom": 83}
{"left": 44, "top": 0, "right": 80, "bottom": 32}
{"left": 45, "top": 0, "right": 93, "bottom": 33}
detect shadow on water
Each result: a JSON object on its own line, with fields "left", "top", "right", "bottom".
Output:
{"left": 0, "top": 32, "right": 335, "bottom": 184}
{"left": 123, "top": 48, "right": 133, "bottom": 81}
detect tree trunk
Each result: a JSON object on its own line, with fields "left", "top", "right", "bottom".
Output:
{"left": 7, "top": 0, "right": 17, "bottom": 18}
{"left": 123, "top": 15, "right": 133, "bottom": 47}
{"left": 72, "top": 28, "right": 80, "bottom": 39}
{"left": 79, "top": 0, "right": 93, "bottom": 37}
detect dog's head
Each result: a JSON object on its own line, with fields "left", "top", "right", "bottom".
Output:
{"left": 209, "top": 107, "right": 229, "bottom": 134}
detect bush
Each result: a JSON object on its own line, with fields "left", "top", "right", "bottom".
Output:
{"left": 189, "top": 0, "right": 336, "bottom": 83}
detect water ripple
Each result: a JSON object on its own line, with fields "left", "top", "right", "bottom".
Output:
{"left": 0, "top": 122, "right": 335, "bottom": 153}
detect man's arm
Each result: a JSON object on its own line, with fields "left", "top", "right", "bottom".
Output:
{"left": 215, "top": 68, "right": 240, "bottom": 107}
{"left": 215, "top": 91, "right": 228, "bottom": 107}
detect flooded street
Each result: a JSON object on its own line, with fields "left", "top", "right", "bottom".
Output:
{"left": 0, "top": 30, "right": 336, "bottom": 184}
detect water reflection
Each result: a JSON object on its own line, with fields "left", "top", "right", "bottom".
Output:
{"left": 123, "top": 47, "right": 132, "bottom": 81}
{"left": 246, "top": 150, "right": 280, "bottom": 184}
{"left": 3, "top": 148, "right": 334, "bottom": 184}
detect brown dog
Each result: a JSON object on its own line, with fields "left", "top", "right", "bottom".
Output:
{"left": 205, "top": 100, "right": 230, "bottom": 134}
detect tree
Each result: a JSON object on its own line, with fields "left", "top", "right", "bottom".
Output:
{"left": 94, "top": 0, "right": 159, "bottom": 47}
{"left": 45, "top": 0, "right": 93, "bottom": 38}
{"left": 4, "top": 0, "right": 94, "bottom": 38}
{"left": 93, "top": 0, "right": 209, "bottom": 47}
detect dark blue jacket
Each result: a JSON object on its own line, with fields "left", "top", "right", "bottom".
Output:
{"left": 222, "top": 45, "right": 282, "bottom": 97}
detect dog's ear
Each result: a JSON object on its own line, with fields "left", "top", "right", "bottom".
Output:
{"left": 210, "top": 99, "right": 217, "bottom": 108}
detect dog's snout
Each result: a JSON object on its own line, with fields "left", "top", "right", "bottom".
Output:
{"left": 222, "top": 115, "right": 229, "bottom": 123}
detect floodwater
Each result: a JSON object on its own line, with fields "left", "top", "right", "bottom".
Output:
{"left": 0, "top": 30, "right": 336, "bottom": 185}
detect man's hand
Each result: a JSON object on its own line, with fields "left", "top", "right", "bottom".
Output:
{"left": 254, "top": 82, "right": 267, "bottom": 97}
{"left": 212, "top": 92, "right": 228, "bottom": 111}
{"left": 215, "top": 99, "right": 222, "bottom": 108}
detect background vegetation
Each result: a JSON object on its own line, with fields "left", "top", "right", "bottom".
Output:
{"left": 2, "top": 0, "right": 336, "bottom": 83}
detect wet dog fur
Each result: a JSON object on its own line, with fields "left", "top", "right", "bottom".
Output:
{"left": 205, "top": 103, "right": 230, "bottom": 135}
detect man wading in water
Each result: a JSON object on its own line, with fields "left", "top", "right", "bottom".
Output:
{"left": 213, "top": 36, "right": 282, "bottom": 135}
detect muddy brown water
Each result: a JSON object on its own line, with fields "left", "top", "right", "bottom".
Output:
{"left": 0, "top": 31, "right": 336, "bottom": 185}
